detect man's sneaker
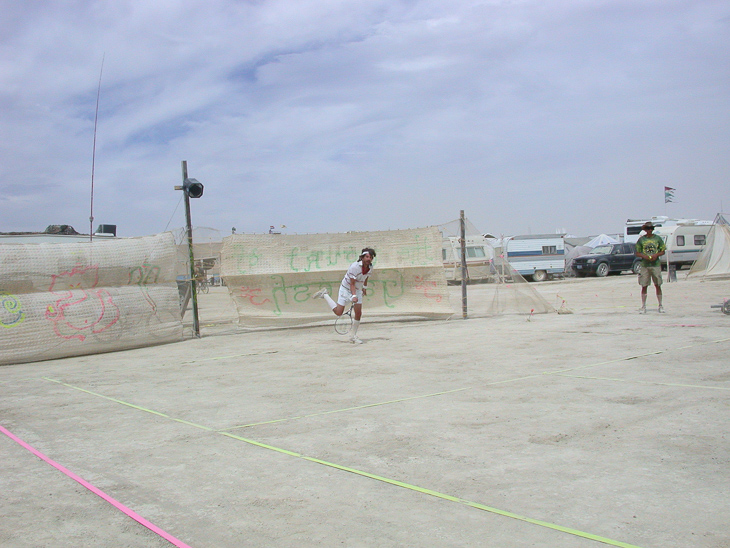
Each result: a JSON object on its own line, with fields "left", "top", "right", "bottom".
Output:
{"left": 350, "top": 336, "right": 363, "bottom": 344}
{"left": 639, "top": 306, "right": 646, "bottom": 314}
{"left": 312, "top": 288, "right": 328, "bottom": 299}
{"left": 658, "top": 305, "right": 665, "bottom": 313}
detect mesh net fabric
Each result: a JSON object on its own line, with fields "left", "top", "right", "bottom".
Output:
{"left": 481, "top": 255, "right": 555, "bottom": 316}
{"left": 437, "top": 216, "right": 554, "bottom": 317}
{"left": 220, "top": 227, "right": 454, "bottom": 327}
{"left": 0, "top": 232, "right": 183, "bottom": 365}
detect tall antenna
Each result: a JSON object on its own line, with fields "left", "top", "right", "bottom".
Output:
{"left": 89, "top": 53, "right": 105, "bottom": 242}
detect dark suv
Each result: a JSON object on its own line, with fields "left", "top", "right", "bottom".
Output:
{"left": 572, "top": 243, "right": 641, "bottom": 277}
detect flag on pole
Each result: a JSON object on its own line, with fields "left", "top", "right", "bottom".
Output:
{"left": 664, "top": 186, "right": 675, "bottom": 203}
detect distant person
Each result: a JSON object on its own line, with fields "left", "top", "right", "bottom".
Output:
{"left": 194, "top": 262, "right": 206, "bottom": 283}
{"left": 312, "top": 247, "right": 376, "bottom": 344}
{"left": 635, "top": 222, "right": 666, "bottom": 313}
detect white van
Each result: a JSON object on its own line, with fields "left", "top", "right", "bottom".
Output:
{"left": 653, "top": 223, "right": 712, "bottom": 269}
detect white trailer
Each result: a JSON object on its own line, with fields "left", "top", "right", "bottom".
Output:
{"left": 624, "top": 216, "right": 712, "bottom": 244}
{"left": 504, "top": 234, "right": 566, "bottom": 282}
{"left": 442, "top": 235, "right": 495, "bottom": 283}
{"left": 654, "top": 223, "right": 712, "bottom": 269}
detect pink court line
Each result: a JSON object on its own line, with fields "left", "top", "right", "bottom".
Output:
{"left": 0, "top": 424, "right": 192, "bottom": 548}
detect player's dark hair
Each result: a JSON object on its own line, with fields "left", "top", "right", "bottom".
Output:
{"left": 360, "top": 247, "right": 376, "bottom": 259}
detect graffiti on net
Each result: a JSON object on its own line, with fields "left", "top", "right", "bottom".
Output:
{"left": 395, "top": 236, "right": 436, "bottom": 266}
{"left": 287, "top": 247, "right": 359, "bottom": 272}
{"left": 414, "top": 275, "right": 443, "bottom": 303}
{"left": 228, "top": 235, "right": 438, "bottom": 275}
{"left": 238, "top": 286, "right": 272, "bottom": 307}
{"left": 129, "top": 263, "right": 162, "bottom": 312}
{"left": 230, "top": 247, "right": 261, "bottom": 275}
{"left": 45, "top": 264, "right": 120, "bottom": 341}
{"left": 0, "top": 291, "right": 25, "bottom": 328}
{"left": 230, "top": 246, "right": 359, "bottom": 275}
{"left": 262, "top": 269, "right": 404, "bottom": 315}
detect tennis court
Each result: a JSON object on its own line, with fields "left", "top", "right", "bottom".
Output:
{"left": 2, "top": 275, "right": 729, "bottom": 547}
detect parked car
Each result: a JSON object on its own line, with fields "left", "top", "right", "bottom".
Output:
{"left": 571, "top": 242, "right": 641, "bottom": 277}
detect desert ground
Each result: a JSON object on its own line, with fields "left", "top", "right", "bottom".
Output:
{"left": 1, "top": 272, "right": 729, "bottom": 548}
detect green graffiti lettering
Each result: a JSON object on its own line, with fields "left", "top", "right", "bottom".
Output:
{"left": 270, "top": 275, "right": 288, "bottom": 315}
{"left": 373, "top": 269, "right": 404, "bottom": 308}
{"left": 396, "top": 236, "right": 434, "bottom": 266}
{"left": 288, "top": 248, "right": 301, "bottom": 272}
{"left": 304, "top": 250, "right": 324, "bottom": 272}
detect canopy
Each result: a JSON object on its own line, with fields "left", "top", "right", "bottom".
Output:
{"left": 585, "top": 233, "right": 619, "bottom": 248}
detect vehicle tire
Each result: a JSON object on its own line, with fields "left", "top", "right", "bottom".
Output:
{"left": 531, "top": 270, "right": 548, "bottom": 282}
{"left": 632, "top": 260, "right": 641, "bottom": 275}
{"left": 595, "top": 263, "right": 609, "bottom": 277}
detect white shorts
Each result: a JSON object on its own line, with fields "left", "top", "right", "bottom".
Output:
{"left": 338, "top": 285, "right": 363, "bottom": 306}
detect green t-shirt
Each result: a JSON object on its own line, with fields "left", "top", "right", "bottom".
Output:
{"left": 635, "top": 234, "right": 666, "bottom": 267}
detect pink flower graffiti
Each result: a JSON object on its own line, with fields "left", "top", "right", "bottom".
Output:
{"left": 45, "top": 265, "right": 120, "bottom": 341}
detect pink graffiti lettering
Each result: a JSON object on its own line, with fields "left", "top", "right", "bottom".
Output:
{"left": 239, "top": 286, "right": 271, "bottom": 306}
{"left": 414, "top": 276, "right": 443, "bottom": 303}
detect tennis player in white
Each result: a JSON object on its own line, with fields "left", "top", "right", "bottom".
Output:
{"left": 312, "top": 247, "right": 375, "bottom": 344}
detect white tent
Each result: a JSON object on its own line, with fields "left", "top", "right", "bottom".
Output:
{"left": 688, "top": 214, "right": 730, "bottom": 279}
{"left": 564, "top": 234, "right": 619, "bottom": 274}
{"left": 585, "top": 233, "right": 619, "bottom": 248}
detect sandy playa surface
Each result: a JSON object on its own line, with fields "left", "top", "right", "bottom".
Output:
{"left": 1, "top": 273, "right": 729, "bottom": 547}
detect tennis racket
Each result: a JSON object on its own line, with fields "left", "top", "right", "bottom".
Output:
{"left": 334, "top": 302, "right": 354, "bottom": 335}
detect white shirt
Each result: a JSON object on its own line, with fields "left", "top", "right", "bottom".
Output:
{"left": 341, "top": 260, "right": 373, "bottom": 291}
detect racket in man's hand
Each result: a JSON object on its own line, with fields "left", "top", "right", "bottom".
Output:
{"left": 334, "top": 302, "right": 354, "bottom": 335}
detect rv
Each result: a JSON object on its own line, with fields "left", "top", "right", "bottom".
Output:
{"left": 442, "top": 235, "right": 495, "bottom": 283}
{"left": 653, "top": 223, "right": 712, "bottom": 269}
{"left": 504, "top": 234, "right": 566, "bottom": 282}
{"left": 624, "top": 216, "right": 712, "bottom": 244}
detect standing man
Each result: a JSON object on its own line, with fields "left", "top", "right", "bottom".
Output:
{"left": 312, "top": 247, "right": 376, "bottom": 344}
{"left": 635, "top": 222, "right": 666, "bottom": 313}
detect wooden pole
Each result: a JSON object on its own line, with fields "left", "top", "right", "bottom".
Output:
{"left": 460, "top": 210, "right": 468, "bottom": 319}
{"left": 182, "top": 161, "right": 201, "bottom": 338}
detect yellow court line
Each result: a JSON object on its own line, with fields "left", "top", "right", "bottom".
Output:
{"left": 182, "top": 350, "right": 279, "bottom": 364}
{"left": 43, "top": 378, "right": 214, "bottom": 431}
{"left": 41, "top": 377, "right": 644, "bottom": 548}
{"left": 544, "top": 353, "right": 663, "bottom": 375}
{"left": 220, "top": 429, "right": 644, "bottom": 548}
{"left": 553, "top": 373, "right": 730, "bottom": 391}
{"left": 225, "top": 375, "right": 552, "bottom": 430}
{"left": 225, "top": 387, "right": 470, "bottom": 430}
{"left": 544, "top": 337, "right": 730, "bottom": 375}
{"left": 41, "top": 337, "right": 727, "bottom": 433}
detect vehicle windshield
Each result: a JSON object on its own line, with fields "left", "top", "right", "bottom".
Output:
{"left": 589, "top": 245, "right": 612, "bottom": 254}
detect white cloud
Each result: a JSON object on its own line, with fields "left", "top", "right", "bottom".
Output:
{"left": 1, "top": 0, "right": 728, "bottom": 237}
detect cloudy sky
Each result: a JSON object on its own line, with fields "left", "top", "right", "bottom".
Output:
{"left": 1, "top": 0, "right": 728, "bottom": 238}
